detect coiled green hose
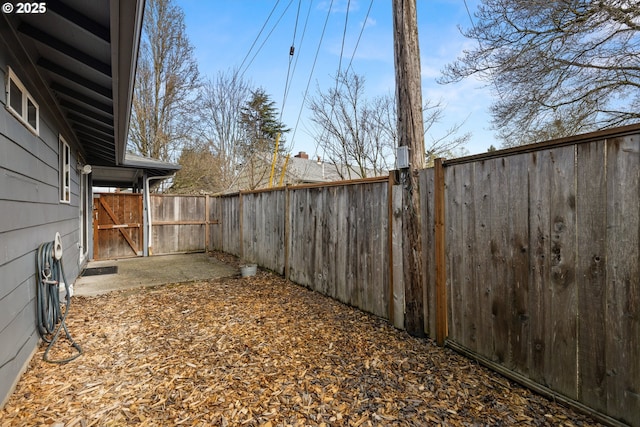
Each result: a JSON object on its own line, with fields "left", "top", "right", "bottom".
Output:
{"left": 36, "top": 240, "right": 83, "bottom": 363}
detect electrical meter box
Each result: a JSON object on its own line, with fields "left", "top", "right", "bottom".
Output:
{"left": 396, "top": 146, "right": 410, "bottom": 169}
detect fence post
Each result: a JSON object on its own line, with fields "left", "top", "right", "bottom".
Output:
{"left": 239, "top": 192, "right": 244, "bottom": 260}
{"left": 388, "top": 172, "right": 396, "bottom": 323}
{"left": 284, "top": 185, "right": 290, "bottom": 280}
{"left": 205, "top": 195, "right": 210, "bottom": 252}
{"left": 434, "top": 158, "right": 448, "bottom": 346}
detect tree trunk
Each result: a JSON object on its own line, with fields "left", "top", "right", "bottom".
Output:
{"left": 393, "top": 0, "right": 426, "bottom": 337}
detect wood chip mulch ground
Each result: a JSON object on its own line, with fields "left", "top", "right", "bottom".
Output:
{"left": 1, "top": 256, "right": 602, "bottom": 426}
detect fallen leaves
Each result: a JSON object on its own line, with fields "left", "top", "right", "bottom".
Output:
{"left": 0, "top": 264, "right": 602, "bottom": 426}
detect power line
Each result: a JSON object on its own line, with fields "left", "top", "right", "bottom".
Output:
{"left": 237, "top": 0, "right": 281, "bottom": 77}
{"left": 336, "top": 0, "right": 351, "bottom": 77}
{"left": 290, "top": 0, "right": 333, "bottom": 145}
{"left": 312, "top": 0, "right": 351, "bottom": 166}
{"left": 285, "top": 0, "right": 313, "bottom": 111}
{"left": 280, "top": 0, "right": 303, "bottom": 122}
{"left": 241, "top": 0, "right": 296, "bottom": 78}
{"left": 288, "top": 0, "right": 334, "bottom": 179}
{"left": 346, "top": 0, "right": 374, "bottom": 73}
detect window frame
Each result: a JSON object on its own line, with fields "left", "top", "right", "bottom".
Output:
{"left": 79, "top": 170, "right": 90, "bottom": 263}
{"left": 59, "top": 136, "right": 71, "bottom": 203}
{"left": 5, "top": 67, "right": 39, "bottom": 135}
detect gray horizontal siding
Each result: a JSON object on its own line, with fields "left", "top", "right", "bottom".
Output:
{"left": 0, "top": 330, "right": 39, "bottom": 394}
{"left": 0, "top": 293, "right": 36, "bottom": 366}
{"left": 0, "top": 56, "right": 81, "bottom": 407}
{"left": 0, "top": 200, "right": 74, "bottom": 233}
{"left": 0, "top": 252, "right": 34, "bottom": 301}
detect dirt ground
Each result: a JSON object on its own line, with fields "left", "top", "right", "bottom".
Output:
{"left": 1, "top": 253, "right": 602, "bottom": 426}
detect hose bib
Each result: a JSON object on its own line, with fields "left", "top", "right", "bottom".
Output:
{"left": 53, "top": 232, "right": 63, "bottom": 261}
{"left": 36, "top": 235, "right": 83, "bottom": 363}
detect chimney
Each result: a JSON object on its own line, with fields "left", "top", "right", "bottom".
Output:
{"left": 294, "top": 151, "right": 309, "bottom": 159}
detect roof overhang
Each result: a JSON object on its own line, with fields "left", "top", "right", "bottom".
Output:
{"left": 92, "top": 153, "right": 181, "bottom": 187}
{"left": 110, "top": 0, "right": 144, "bottom": 166}
{"left": 2, "top": 0, "right": 179, "bottom": 186}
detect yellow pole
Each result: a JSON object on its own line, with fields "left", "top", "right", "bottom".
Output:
{"left": 268, "top": 133, "right": 281, "bottom": 188}
{"left": 278, "top": 154, "right": 290, "bottom": 186}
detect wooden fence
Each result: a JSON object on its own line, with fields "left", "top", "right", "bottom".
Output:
{"left": 287, "top": 180, "right": 391, "bottom": 318}
{"left": 443, "top": 130, "right": 639, "bottom": 427}
{"left": 153, "top": 125, "right": 639, "bottom": 427}
{"left": 207, "top": 178, "right": 396, "bottom": 320}
{"left": 149, "top": 194, "right": 207, "bottom": 255}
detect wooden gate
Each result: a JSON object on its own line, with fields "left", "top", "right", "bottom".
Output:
{"left": 93, "top": 193, "right": 143, "bottom": 260}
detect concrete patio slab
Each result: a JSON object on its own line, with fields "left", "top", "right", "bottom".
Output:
{"left": 73, "top": 253, "right": 238, "bottom": 296}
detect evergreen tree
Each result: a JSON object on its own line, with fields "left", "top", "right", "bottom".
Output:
{"left": 237, "top": 88, "right": 290, "bottom": 189}
{"left": 239, "top": 88, "right": 290, "bottom": 159}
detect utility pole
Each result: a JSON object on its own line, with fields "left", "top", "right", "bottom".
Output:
{"left": 392, "top": 0, "right": 426, "bottom": 337}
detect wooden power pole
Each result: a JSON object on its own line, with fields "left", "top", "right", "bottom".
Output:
{"left": 392, "top": 0, "right": 426, "bottom": 337}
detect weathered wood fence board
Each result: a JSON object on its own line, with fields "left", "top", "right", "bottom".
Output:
{"left": 208, "top": 195, "right": 241, "bottom": 257}
{"left": 447, "top": 147, "right": 581, "bottom": 393}
{"left": 601, "top": 135, "right": 639, "bottom": 423}
{"left": 576, "top": 139, "right": 608, "bottom": 415}
{"left": 149, "top": 195, "right": 206, "bottom": 255}
{"left": 418, "top": 168, "right": 437, "bottom": 338}
{"left": 444, "top": 134, "right": 639, "bottom": 426}
{"left": 241, "top": 190, "right": 286, "bottom": 274}
{"left": 287, "top": 181, "right": 390, "bottom": 319}
{"left": 391, "top": 183, "right": 405, "bottom": 329}
{"left": 202, "top": 126, "right": 639, "bottom": 426}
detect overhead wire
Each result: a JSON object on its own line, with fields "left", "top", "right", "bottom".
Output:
{"left": 280, "top": 0, "right": 303, "bottom": 122}
{"left": 236, "top": 0, "right": 308, "bottom": 184}
{"left": 237, "top": 0, "right": 281, "bottom": 77}
{"left": 236, "top": 0, "right": 370, "bottom": 181}
{"left": 283, "top": 0, "right": 313, "bottom": 123}
{"left": 241, "top": 0, "right": 296, "bottom": 79}
{"left": 310, "top": 0, "right": 351, "bottom": 172}
{"left": 345, "top": 0, "right": 374, "bottom": 73}
{"left": 335, "top": 0, "right": 351, "bottom": 80}
{"left": 288, "top": 0, "right": 333, "bottom": 158}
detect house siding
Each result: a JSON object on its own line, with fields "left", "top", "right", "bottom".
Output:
{"left": 0, "top": 51, "right": 82, "bottom": 405}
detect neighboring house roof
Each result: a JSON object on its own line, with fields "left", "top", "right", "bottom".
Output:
{"left": 286, "top": 156, "right": 343, "bottom": 183}
{"left": 2, "top": 0, "right": 178, "bottom": 187}
{"left": 225, "top": 151, "right": 384, "bottom": 193}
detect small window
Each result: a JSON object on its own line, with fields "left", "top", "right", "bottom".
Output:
{"left": 27, "top": 96, "right": 38, "bottom": 128}
{"left": 6, "top": 67, "right": 39, "bottom": 134}
{"left": 60, "top": 136, "right": 70, "bottom": 203}
{"left": 9, "top": 78, "right": 22, "bottom": 113}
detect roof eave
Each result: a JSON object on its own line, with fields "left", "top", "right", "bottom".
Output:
{"left": 111, "top": 0, "right": 145, "bottom": 166}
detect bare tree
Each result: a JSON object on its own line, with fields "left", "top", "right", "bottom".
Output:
{"left": 421, "top": 101, "right": 470, "bottom": 164}
{"left": 128, "top": 0, "right": 201, "bottom": 161}
{"left": 380, "top": 96, "right": 470, "bottom": 164}
{"left": 308, "top": 72, "right": 395, "bottom": 179}
{"left": 199, "top": 69, "right": 253, "bottom": 190}
{"left": 440, "top": 0, "right": 640, "bottom": 146}
{"left": 309, "top": 71, "right": 469, "bottom": 176}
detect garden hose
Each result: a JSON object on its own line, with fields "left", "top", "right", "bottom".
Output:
{"left": 36, "top": 240, "right": 83, "bottom": 363}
